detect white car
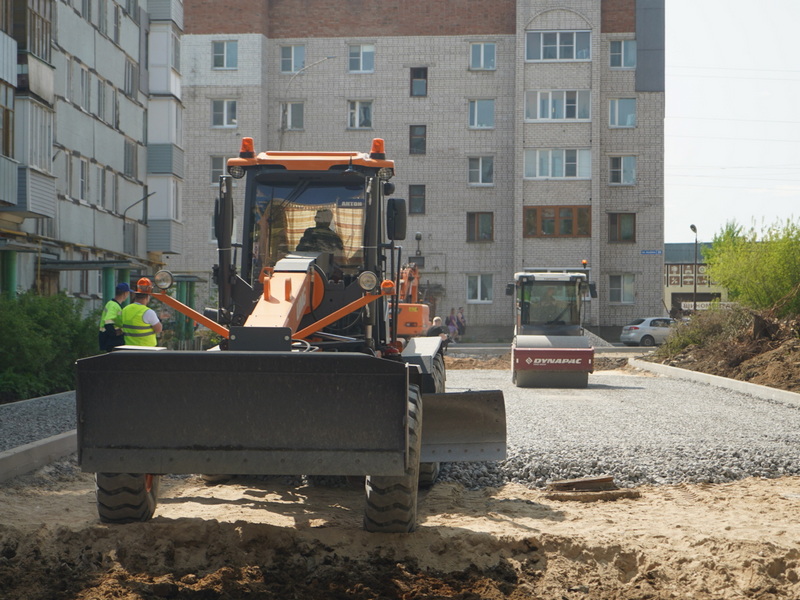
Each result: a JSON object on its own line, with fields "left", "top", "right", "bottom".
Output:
{"left": 620, "top": 317, "right": 676, "bottom": 347}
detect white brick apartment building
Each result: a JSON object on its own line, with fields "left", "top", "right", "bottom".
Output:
{"left": 173, "top": 0, "right": 664, "bottom": 336}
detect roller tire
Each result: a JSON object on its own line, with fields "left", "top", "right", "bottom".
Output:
{"left": 96, "top": 473, "right": 160, "bottom": 523}
{"left": 364, "top": 385, "right": 422, "bottom": 533}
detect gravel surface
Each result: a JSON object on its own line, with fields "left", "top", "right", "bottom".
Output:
{"left": 440, "top": 368, "right": 800, "bottom": 489}
{"left": 0, "top": 392, "right": 76, "bottom": 452}
{"left": 4, "top": 368, "right": 800, "bottom": 491}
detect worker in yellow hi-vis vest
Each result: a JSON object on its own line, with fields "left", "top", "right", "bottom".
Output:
{"left": 121, "top": 277, "right": 163, "bottom": 346}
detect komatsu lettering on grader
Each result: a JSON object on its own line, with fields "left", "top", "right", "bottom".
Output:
{"left": 75, "top": 138, "right": 506, "bottom": 533}
{"left": 509, "top": 266, "right": 596, "bottom": 388}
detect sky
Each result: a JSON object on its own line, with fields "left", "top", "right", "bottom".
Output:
{"left": 665, "top": 1, "right": 800, "bottom": 243}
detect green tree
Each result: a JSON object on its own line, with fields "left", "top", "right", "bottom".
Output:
{"left": 0, "top": 292, "right": 98, "bottom": 403}
{"left": 704, "top": 219, "right": 800, "bottom": 317}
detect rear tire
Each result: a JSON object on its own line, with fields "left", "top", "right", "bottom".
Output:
{"left": 640, "top": 335, "right": 655, "bottom": 347}
{"left": 364, "top": 385, "right": 422, "bottom": 533}
{"left": 96, "top": 473, "right": 160, "bottom": 523}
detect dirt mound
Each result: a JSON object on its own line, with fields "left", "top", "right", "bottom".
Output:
{"left": 2, "top": 464, "right": 800, "bottom": 600}
{"left": 650, "top": 312, "right": 800, "bottom": 393}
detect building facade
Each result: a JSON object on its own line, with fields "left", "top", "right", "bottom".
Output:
{"left": 173, "top": 0, "right": 664, "bottom": 335}
{"left": 0, "top": 0, "right": 183, "bottom": 310}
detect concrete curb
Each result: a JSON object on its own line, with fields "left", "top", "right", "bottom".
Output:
{"left": 629, "top": 358, "right": 800, "bottom": 407}
{"left": 0, "top": 430, "right": 77, "bottom": 484}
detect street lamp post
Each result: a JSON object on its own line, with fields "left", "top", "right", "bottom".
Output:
{"left": 279, "top": 55, "right": 336, "bottom": 150}
{"left": 690, "top": 224, "right": 698, "bottom": 312}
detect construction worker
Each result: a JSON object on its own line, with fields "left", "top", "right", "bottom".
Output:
{"left": 121, "top": 277, "right": 163, "bottom": 346}
{"left": 98, "top": 282, "right": 130, "bottom": 352}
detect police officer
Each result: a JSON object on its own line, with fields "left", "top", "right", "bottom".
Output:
{"left": 98, "top": 282, "right": 130, "bottom": 352}
{"left": 121, "top": 277, "right": 163, "bottom": 347}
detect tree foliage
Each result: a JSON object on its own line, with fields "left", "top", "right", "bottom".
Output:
{"left": 0, "top": 292, "right": 98, "bottom": 403}
{"left": 704, "top": 219, "right": 800, "bottom": 318}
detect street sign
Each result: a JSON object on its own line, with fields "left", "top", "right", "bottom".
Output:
{"left": 640, "top": 250, "right": 663, "bottom": 255}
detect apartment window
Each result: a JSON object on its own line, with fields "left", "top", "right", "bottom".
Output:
{"left": 609, "top": 274, "right": 635, "bottom": 303}
{"left": 210, "top": 156, "right": 225, "bottom": 184}
{"left": 410, "top": 67, "right": 427, "bottom": 97}
{"left": 27, "top": 101, "right": 51, "bottom": 170}
{"left": 349, "top": 44, "right": 374, "bottom": 73}
{"left": 96, "top": 165, "right": 106, "bottom": 207}
{"left": 525, "top": 90, "right": 590, "bottom": 121}
{"left": 213, "top": 40, "right": 237, "bottom": 69}
{"left": 80, "top": 67, "right": 91, "bottom": 110}
{"left": 281, "top": 102, "right": 304, "bottom": 130}
{"left": 526, "top": 31, "right": 590, "bottom": 61}
{"left": 609, "top": 98, "right": 636, "bottom": 127}
{"left": 609, "top": 213, "right": 636, "bottom": 242}
{"left": 111, "top": 172, "right": 119, "bottom": 213}
{"left": 348, "top": 100, "right": 372, "bottom": 128}
{"left": 212, "top": 99, "right": 237, "bottom": 127}
{"left": 470, "top": 42, "right": 496, "bottom": 70}
{"left": 524, "top": 149, "right": 591, "bottom": 179}
{"left": 123, "top": 140, "right": 137, "bottom": 178}
{"left": 610, "top": 156, "right": 637, "bottom": 185}
{"left": 409, "top": 125, "right": 426, "bottom": 154}
{"left": 65, "top": 58, "right": 72, "bottom": 101}
{"left": 467, "top": 212, "right": 493, "bottom": 242}
{"left": 111, "top": 86, "right": 119, "bottom": 128}
{"left": 171, "top": 30, "right": 180, "bottom": 71}
{"left": 97, "top": 79, "right": 106, "bottom": 121}
{"left": 80, "top": 0, "right": 90, "bottom": 20}
{"left": 97, "top": 0, "right": 106, "bottom": 34}
{"left": 124, "top": 59, "right": 138, "bottom": 96}
{"left": 1, "top": 0, "right": 10, "bottom": 34}
{"left": 468, "top": 156, "right": 493, "bottom": 185}
{"left": 610, "top": 40, "right": 636, "bottom": 68}
{"left": 468, "top": 99, "right": 494, "bottom": 128}
{"left": 113, "top": 4, "right": 120, "bottom": 43}
{"left": 467, "top": 274, "right": 493, "bottom": 303}
{"left": 79, "top": 251, "right": 90, "bottom": 294}
{"left": 25, "top": 0, "right": 52, "bottom": 62}
{"left": 280, "top": 45, "right": 305, "bottom": 73}
{"left": 523, "top": 206, "right": 590, "bottom": 237}
{"left": 79, "top": 158, "right": 89, "bottom": 200}
{"left": 0, "top": 82, "right": 13, "bottom": 158}
{"left": 409, "top": 185, "right": 426, "bottom": 214}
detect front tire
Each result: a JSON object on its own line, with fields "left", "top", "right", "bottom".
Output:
{"left": 96, "top": 473, "right": 160, "bottom": 523}
{"left": 364, "top": 385, "right": 422, "bottom": 533}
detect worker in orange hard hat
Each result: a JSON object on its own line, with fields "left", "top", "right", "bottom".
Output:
{"left": 120, "top": 277, "right": 162, "bottom": 346}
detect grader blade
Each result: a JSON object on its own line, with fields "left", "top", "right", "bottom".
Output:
{"left": 76, "top": 350, "right": 411, "bottom": 476}
{"left": 420, "top": 391, "right": 506, "bottom": 462}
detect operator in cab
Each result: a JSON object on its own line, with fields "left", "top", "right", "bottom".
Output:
{"left": 296, "top": 209, "right": 344, "bottom": 255}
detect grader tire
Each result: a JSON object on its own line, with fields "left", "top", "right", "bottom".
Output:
{"left": 419, "top": 353, "right": 444, "bottom": 487}
{"left": 364, "top": 385, "right": 422, "bottom": 533}
{"left": 96, "top": 473, "right": 160, "bottom": 523}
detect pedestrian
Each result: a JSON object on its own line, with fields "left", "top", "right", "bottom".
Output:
{"left": 456, "top": 306, "right": 467, "bottom": 339}
{"left": 445, "top": 308, "right": 459, "bottom": 343}
{"left": 98, "top": 282, "right": 131, "bottom": 352}
{"left": 426, "top": 316, "right": 450, "bottom": 349}
{"left": 121, "top": 277, "right": 163, "bottom": 347}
